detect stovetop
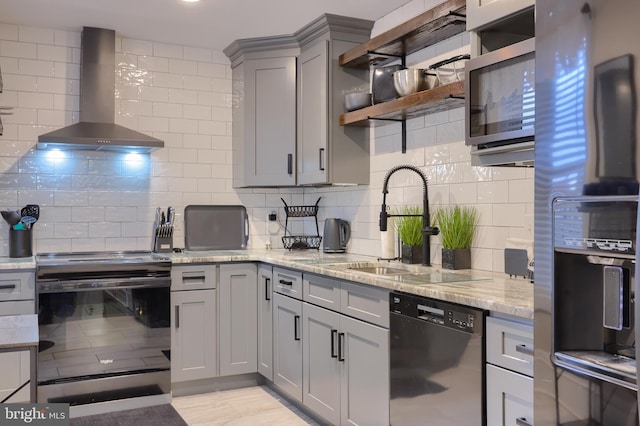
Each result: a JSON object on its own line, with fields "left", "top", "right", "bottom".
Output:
{"left": 36, "top": 250, "right": 169, "bottom": 265}
{"left": 36, "top": 251, "right": 171, "bottom": 281}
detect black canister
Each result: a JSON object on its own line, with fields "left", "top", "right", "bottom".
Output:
{"left": 9, "top": 229, "right": 33, "bottom": 258}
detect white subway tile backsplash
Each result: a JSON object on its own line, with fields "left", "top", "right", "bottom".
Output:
{"left": 138, "top": 56, "right": 169, "bottom": 73}
{"left": 37, "top": 45, "right": 73, "bottom": 62}
{"left": 153, "top": 43, "right": 184, "bottom": 59}
{"left": 198, "top": 120, "right": 227, "bottom": 136}
{"left": 184, "top": 75, "right": 212, "bottom": 91}
{"left": 1, "top": 40, "right": 36, "bottom": 59}
{"left": 122, "top": 39, "right": 153, "bottom": 56}
{"left": 0, "top": 24, "right": 18, "bottom": 41}
{"left": 184, "top": 47, "right": 212, "bottom": 63}
{"left": 184, "top": 105, "right": 212, "bottom": 121}
{"left": 18, "top": 58, "right": 55, "bottom": 76}
{"left": 18, "top": 27, "right": 54, "bottom": 44}
{"left": 508, "top": 179, "right": 534, "bottom": 203}
{"left": 169, "top": 118, "right": 198, "bottom": 134}
{"left": 449, "top": 182, "right": 478, "bottom": 204}
{"left": 153, "top": 72, "right": 183, "bottom": 89}
{"left": 138, "top": 116, "right": 169, "bottom": 132}
{"left": 169, "top": 59, "right": 198, "bottom": 76}
{"left": 152, "top": 102, "right": 182, "bottom": 118}
{"left": 197, "top": 62, "right": 227, "bottom": 79}
{"left": 54, "top": 31, "right": 80, "bottom": 48}
{"left": 169, "top": 88, "right": 198, "bottom": 104}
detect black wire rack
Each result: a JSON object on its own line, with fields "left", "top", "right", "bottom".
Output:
{"left": 281, "top": 197, "right": 322, "bottom": 250}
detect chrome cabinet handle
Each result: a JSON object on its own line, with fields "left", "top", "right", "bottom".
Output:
{"left": 515, "top": 344, "right": 534, "bottom": 356}
{"left": 516, "top": 417, "right": 533, "bottom": 426}
{"left": 330, "top": 329, "right": 338, "bottom": 358}
{"left": 175, "top": 305, "right": 180, "bottom": 328}
{"left": 294, "top": 315, "right": 301, "bottom": 341}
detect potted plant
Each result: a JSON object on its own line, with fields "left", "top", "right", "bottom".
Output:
{"left": 434, "top": 205, "right": 479, "bottom": 270}
{"left": 395, "top": 206, "right": 424, "bottom": 264}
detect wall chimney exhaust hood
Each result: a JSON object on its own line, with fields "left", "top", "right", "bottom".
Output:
{"left": 38, "top": 27, "right": 164, "bottom": 153}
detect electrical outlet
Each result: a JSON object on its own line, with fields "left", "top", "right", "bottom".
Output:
{"left": 269, "top": 211, "right": 277, "bottom": 221}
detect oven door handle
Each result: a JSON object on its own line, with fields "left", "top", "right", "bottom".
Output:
{"left": 38, "top": 277, "right": 171, "bottom": 293}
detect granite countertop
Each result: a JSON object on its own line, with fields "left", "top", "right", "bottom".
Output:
{"left": 0, "top": 314, "right": 38, "bottom": 349}
{"left": 0, "top": 256, "right": 36, "bottom": 270}
{"left": 169, "top": 249, "right": 534, "bottom": 319}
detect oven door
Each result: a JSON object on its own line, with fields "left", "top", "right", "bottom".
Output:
{"left": 37, "top": 278, "right": 171, "bottom": 405}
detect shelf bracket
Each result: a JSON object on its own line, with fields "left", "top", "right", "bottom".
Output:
{"left": 368, "top": 117, "right": 408, "bottom": 153}
{"left": 367, "top": 51, "right": 406, "bottom": 67}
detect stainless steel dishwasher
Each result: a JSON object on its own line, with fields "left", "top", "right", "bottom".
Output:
{"left": 390, "top": 292, "right": 486, "bottom": 426}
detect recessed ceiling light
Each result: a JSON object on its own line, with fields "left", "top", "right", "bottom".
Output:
{"left": 182, "top": 0, "right": 200, "bottom": 2}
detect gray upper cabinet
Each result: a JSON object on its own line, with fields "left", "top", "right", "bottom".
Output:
{"left": 466, "top": 0, "right": 534, "bottom": 31}
{"left": 218, "top": 263, "right": 258, "bottom": 376}
{"left": 225, "top": 15, "right": 373, "bottom": 188}
{"left": 295, "top": 15, "right": 373, "bottom": 186}
{"left": 225, "top": 37, "right": 299, "bottom": 188}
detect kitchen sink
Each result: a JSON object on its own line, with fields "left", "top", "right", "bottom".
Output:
{"left": 347, "top": 266, "right": 410, "bottom": 275}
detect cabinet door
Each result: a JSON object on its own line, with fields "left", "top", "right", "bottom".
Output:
{"left": 171, "top": 290, "right": 217, "bottom": 383}
{"left": 486, "top": 364, "right": 534, "bottom": 426}
{"left": 297, "top": 40, "right": 329, "bottom": 185}
{"left": 0, "top": 350, "right": 31, "bottom": 402}
{"left": 340, "top": 315, "right": 389, "bottom": 426}
{"left": 302, "top": 302, "right": 341, "bottom": 425}
{"left": 257, "top": 264, "right": 274, "bottom": 380}
{"left": 245, "top": 57, "right": 297, "bottom": 186}
{"left": 466, "top": 0, "right": 534, "bottom": 31}
{"left": 273, "top": 292, "right": 303, "bottom": 402}
{"left": 218, "top": 263, "right": 258, "bottom": 376}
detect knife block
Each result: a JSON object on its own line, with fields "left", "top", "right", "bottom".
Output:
{"left": 153, "top": 225, "right": 173, "bottom": 253}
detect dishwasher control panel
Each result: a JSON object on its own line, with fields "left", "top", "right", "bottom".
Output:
{"left": 390, "top": 292, "right": 484, "bottom": 335}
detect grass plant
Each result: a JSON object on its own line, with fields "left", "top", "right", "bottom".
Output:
{"left": 433, "top": 205, "right": 479, "bottom": 250}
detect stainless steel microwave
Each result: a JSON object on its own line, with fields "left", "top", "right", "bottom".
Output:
{"left": 465, "top": 38, "right": 535, "bottom": 152}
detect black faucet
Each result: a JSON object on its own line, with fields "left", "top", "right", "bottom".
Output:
{"left": 379, "top": 165, "right": 439, "bottom": 266}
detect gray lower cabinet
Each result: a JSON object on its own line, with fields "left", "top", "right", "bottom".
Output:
{"left": 273, "top": 292, "right": 303, "bottom": 402}
{"left": 0, "top": 350, "right": 31, "bottom": 402}
{"left": 218, "top": 263, "right": 258, "bottom": 376}
{"left": 486, "top": 315, "right": 534, "bottom": 426}
{"left": 257, "top": 264, "right": 274, "bottom": 380}
{"left": 303, "top": 302, "right": 389, "bottom": 426}
{"left": 171, "top": 289, "right": 217, "bottom": 383}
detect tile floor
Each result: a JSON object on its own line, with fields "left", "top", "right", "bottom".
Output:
{"left": 171, "top": 386, "right": 321, "bottom": 426}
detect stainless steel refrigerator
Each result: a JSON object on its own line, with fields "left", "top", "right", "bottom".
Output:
{"left": 535, "top": 0, "right": 640, "bottom": 424}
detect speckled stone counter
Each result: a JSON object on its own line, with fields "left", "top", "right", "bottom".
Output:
{"left": 0, "top": 256, "right": 36, "bottom": 270}
{"left": 168, "top": 249, "right": 534, "bottom": 319}
{"left": 0, "top": 314, "right": 38, "bottom": 348}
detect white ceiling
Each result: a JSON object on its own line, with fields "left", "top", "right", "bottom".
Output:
{"left": 2, "top": 0, "right": 411, "bottom": 51}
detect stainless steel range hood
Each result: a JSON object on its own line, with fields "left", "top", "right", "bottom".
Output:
{"left": 37, "top": 27, "right": 163, "bottom": 153}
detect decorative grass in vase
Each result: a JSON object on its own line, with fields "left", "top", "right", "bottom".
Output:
{"left": 395, "top": 206, "right": 424, "bottom": 264}
{"left": 434, "top": 205, "right": 479, "bottom": 270}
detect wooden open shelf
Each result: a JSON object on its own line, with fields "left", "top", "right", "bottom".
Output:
{"left": 339, "top": 0, "right": 466, "bottom": 69}
{"left": 339, "top": 81, "right": 464, "bottom": 127}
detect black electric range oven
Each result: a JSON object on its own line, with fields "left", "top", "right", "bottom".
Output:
{"left": 35, "top": 251, "right": 171, "bottom": 406}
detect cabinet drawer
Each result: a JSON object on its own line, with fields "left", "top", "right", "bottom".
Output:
{"left": 486, "top": 364, "right": 533, "bottom": 426}
{"left": 171, "top": 264, "right": 217, "bottom": 291}
{"left": 486, "top": 316, "right": 533, "bottom": 376}
{"left": 273, "top": 267, "right": 302, "bottom": 300}
{"left": 340, "top": 281, "right": 389, "bottom": 328}
{"left": 0, "top": 271, "right": 35, "bottom": 302}
{"left": 303, "top": 273, "right": 340, "bottom": 311}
